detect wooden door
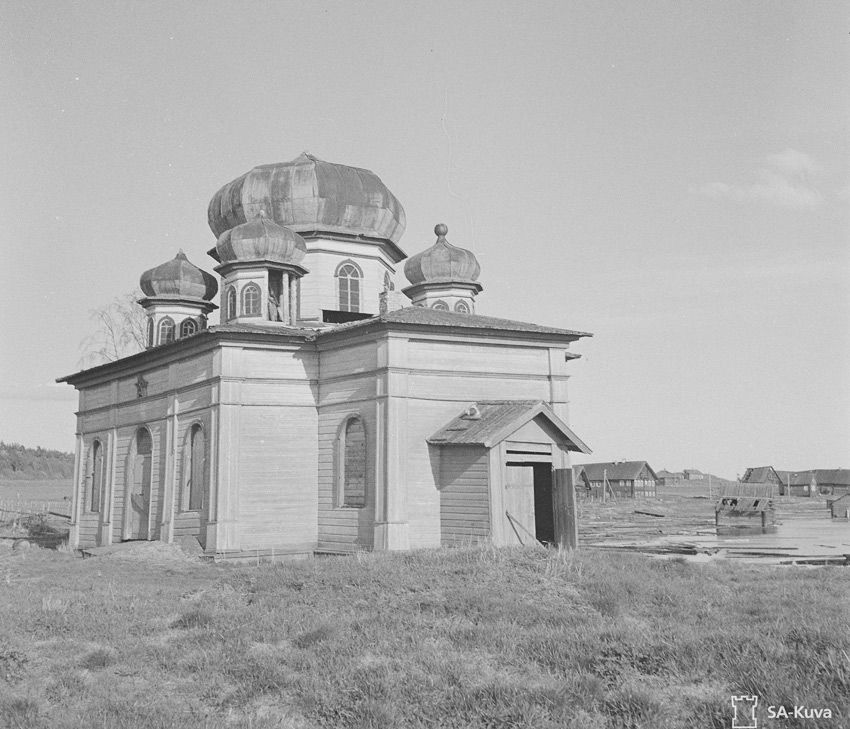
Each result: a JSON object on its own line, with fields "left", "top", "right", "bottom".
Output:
{"left": 128, "top": 430, "right": 152, "bottom": 540}
{"left": 504, "top": 464, "right": 536, "bottom": 545}
{"left": 553, "top": 469, "right": 578, "bottom": 549}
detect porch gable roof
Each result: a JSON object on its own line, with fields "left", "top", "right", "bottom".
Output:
{"left": 427, "top": 400, "right": 591, "bottom": 453}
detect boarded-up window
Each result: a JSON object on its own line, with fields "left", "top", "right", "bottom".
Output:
{"left": 186, "top": 424, "right": 205, "bottom": 511}
{"left": 339, "top": 417, "right": 366, "bottom": 508}
{"left": 89, "top": 439, "right": 105, "bottom": 513}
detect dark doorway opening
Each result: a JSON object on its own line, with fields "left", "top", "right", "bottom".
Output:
{"left": 532, "top": 464, "right": 555, "bottom": 543}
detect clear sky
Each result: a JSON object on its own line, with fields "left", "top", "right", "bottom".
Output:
{"left": 1, "top": 1, "right": 847, "bottom": 479}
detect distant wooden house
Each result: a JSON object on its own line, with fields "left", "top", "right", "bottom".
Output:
{"left": 740, "top": 466, "right": 785, "bottom": 495}
{"left": 683, "top": 469, "right": 704, "bottom": 481}
{"left": 579, "top": 461, "right": 657, "bottom": 498}
{"left": 775, "top": 470, "right": 816, "bottom": 497}
{"left": 656, "top": 470, "right": 683, "bottom": 486}
{"left": 813, "top": 469, "right": 850, "bottom": 497}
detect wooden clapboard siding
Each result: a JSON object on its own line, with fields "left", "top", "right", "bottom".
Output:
{"left": 300, "top": 247, "right": 392, "bottom": 321}
{"left": 319, "top": 341, "right": 377, "bottom": 380}
{"left": 76, "top": 436, "right": 104, "bottom": 547}
{"left": 439, "top": 446, "right": 490, "bottom": 546}
{"left": 232, "top": 380, "right": 317, "bottom": 407}
{"left": 406, "top": 372, "right": 551, "bottom": 402}
{"left": 117, "top": 365, "right": 169, "bottom": 402}
{"left": 317, "top": 374, "right": 378, "bottom": 408}
{"left": 170, "top": 410, "right": 213, "bottom": 541}
{"left": 317, "top": 403, "right": 376, "bottom": 551}
{"left": 234, "top": 348, "right": 319, "bottom": 381}
{"left": 111, "top": 427, "right": 133, "bottom": 543}
{"left": 174, "top": 351, "right": 216, "bottom": 386}
{"left": 237, "top": 405, "right": 318, "bottom": 549}
{"left": 402, "top": 399, "right": 467, "bottom": 549}
{"left": 176, "top": 385, "right": 213, "bottom": 414}
{"left": 406, "top": 339, "right": 549, "bottom": 375}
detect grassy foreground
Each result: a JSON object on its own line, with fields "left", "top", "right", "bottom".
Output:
{"left": 1, "top": 545, "right": 848, "bottom": 729}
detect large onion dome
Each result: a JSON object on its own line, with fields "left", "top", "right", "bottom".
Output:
{"left": 215, "top": 215, "right": 307, "bottom": 266}
{"left": 404, "top": 224, "right": 481, "bottom": 286}
{"left": 208, "top": 152, "right": 406, "bottom": 244}
{"left": 139, "top": 251, "right": 218, "bottom": 300}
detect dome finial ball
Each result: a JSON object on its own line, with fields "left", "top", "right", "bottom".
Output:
{"left": 434, "top": 223, "right": 448, "bottom": 237}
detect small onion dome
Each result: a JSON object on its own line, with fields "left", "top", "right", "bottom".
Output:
{"left": 139, "top": 250, "right": 218, "bottom": 300}
{"left": 215, "top": 214, "right": 307, "bottom": 266}
{"left": 207, "top": 152, "right": 406, "bottom": 245}
{"left": 404, "top": 224, "right": 481, "bottom": 286}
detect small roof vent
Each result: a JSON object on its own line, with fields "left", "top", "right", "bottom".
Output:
{"left": 460, "top": 405, "right": 481, "bottom": 420}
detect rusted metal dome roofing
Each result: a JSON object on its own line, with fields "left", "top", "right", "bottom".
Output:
{"left": 139, "top": 251, "right": 218, "bottom": 300}
{"left": 216, "top": 215, "right": 307, "bottom": 266}
{"left": 404, "top": 224, "right": 481, "bottom": 286}
{"left": 207, "top": 153, "right": 406, "bottom": 244}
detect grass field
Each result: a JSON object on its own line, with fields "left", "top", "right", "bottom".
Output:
{"left": 0, "top": 479, "right": 72, "bottom": 503}
{"left": 1, "top": 544, "right": 848, "bottom": 728}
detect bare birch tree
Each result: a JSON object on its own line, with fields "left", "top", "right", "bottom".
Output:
{"left": 79, "top": 291, "right": 147, "bottom": 368}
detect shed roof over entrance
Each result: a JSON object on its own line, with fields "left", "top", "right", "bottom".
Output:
{"left": 427, "top": 400, "right": 591, "bottom": 453}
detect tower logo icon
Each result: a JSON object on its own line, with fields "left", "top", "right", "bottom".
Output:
{"left": 731, "top": 695, "right": 758, "bottom": 729}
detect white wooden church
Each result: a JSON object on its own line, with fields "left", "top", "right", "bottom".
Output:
{"left": 59, "top": 153, "right": 591, "bottom": 559}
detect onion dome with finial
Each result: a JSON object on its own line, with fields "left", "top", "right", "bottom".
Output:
{"left": 215, "top": 212, "right": 307, "bottom": 266}
{"left": 139, "top": 250, "right": 218, "bottom": 300}
{"left": 404, "top": 224, "right": 481, "bottom": 286}
{"left": 207, "top": 152, "right": 406, "bottom": 246}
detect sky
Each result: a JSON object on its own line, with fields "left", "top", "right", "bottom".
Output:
{"left": 1, "top": 0, "right": 847, "bottom": 479}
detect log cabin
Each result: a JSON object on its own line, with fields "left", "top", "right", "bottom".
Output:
{"left": 58, "top": 153, "right": 591, "bottom": 560}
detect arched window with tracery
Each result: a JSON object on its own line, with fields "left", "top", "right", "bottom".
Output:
{"left": 225, "top": 286, "right": 237, "bottom": 320}
{"left": 88, "top": 439, "right": 105, "bottom": 513}
{"left": 242, "top": 282, "right": 261, "bottom": 317}
{"left": 337, "top": 416, "right": 367, "bottom": 508}
{"left": 179, "top": 318, "right": 198, "bottom": 338}
{"left": 454, "top": 300, "right": 471, "bottom": 314}
{"left": 158, "top": 317, "right": 175, "bottom": 345}
{"left": 184, "top": 424, "right": 206, "bottom": 511}
{"left": 432, "top": 300, "right": 449, "bottom": 311}
{"left": 336, "top": 261, "right": 362, "bottom": 312}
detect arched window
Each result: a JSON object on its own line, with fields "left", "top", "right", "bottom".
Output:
{"left": 432, "top": 300, "right": 449, "bottom": 311}
{"left": 88, "top": 439, "right": 105, "bottom": 513}
{"left": 337, "top": 416, "right": 367, "bottom": 508}
{"left": 184, "top": 424, "right": 205, "bottom": 511}
{"left": 383, "top": 272, "right": 394, "bottom": 291}
{"left": 158, "top": 317, "right": 175, "bottom": 345}
{"left": 146, "top": 317, "right": 154, "bottom": 347}
{"left": 179, "top": 318, "right": 198, "bottom": 338}
{"left": 454, "top": 300, "right": 471, "bottom": 314}
{"left": 225, "top": 286, "right": 237, "bottom": 320}
{"left": 242, "top": 282, "right": 261, "bottom": 317}
{"left": 336, "top": 261, "right": 362, "bottom": 312}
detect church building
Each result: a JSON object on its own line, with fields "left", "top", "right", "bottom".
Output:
{"left": 59, "top": 153, "right": 592, "bottom": 559}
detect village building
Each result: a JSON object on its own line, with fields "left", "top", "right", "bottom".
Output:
{"left": 656, "top": 469, "right": 684, "bottom": 486}
{"left": 58, "top": 153, "right": 592, "bottom": 559}
{"left": 575, "top": 461, "right": 657, "bottom": 498}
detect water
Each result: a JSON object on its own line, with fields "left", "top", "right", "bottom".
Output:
{"left": 660, "top": 514, "right": 850, "bottom": 563}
